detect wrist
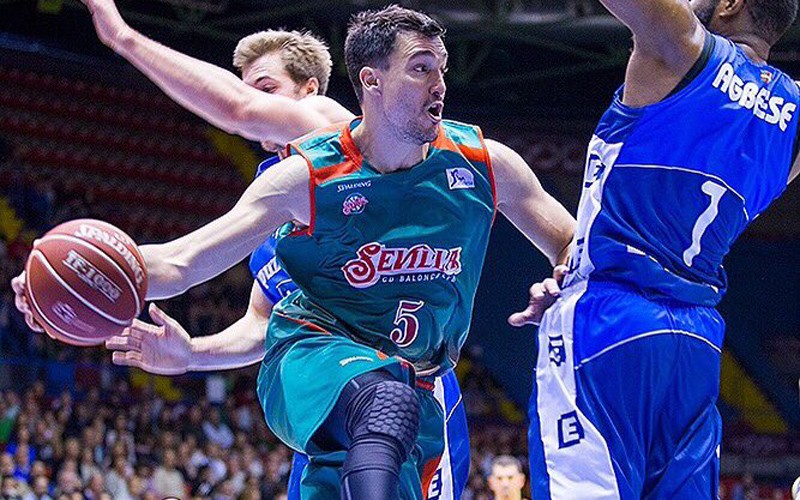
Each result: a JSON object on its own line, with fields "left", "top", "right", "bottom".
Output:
{"left": 187, "top": 338, "right": 201, "bottom": 372}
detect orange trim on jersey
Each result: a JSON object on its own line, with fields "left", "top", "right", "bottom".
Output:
{"left": 433, "top": 133, "right": 487, "bottom": 164}
{"left": 289, "top": 122, "right": 348, "bottom": 150}
{"left": 475, "top": 126, "right": 498, "bottom": 223}
{"left": 313, "top": 159, "right": 360, "bottom": 186}
{"left": 273, "top": 311, "right": 332, "bottom": 335}
{"left": 420, "top": 455, "right": 443, "bottom": 498}
{"left": 340, "top": 120, "right": 364, "bottom": 168}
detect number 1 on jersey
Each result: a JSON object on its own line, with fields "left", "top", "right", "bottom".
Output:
{"left": 683, "top": 181, "right": 727, "bottom": 267}
{"left": 390, "top": 300, "right": 424, "bottom": 348}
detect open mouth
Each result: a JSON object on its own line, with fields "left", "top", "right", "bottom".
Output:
{"left": 426, "top": 102, "right": 444, "bottom": 121}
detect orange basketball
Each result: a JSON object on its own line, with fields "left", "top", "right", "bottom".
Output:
{"left": 24, "top": 219, "right": 148, "bottom": 346}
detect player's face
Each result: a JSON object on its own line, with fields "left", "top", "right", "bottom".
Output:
{"left": 242, "top": 51, "right": 312, "bottom": 152}
{"left": 376, "top": 32, "right": 447, "bottom": 145}
{"left": 488, "top": 465, "right": 525, "bottom": 497}
{"left": 690, "top": 0, "right": 721, "bottom": 29}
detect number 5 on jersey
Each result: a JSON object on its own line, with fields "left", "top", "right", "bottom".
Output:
{"left": 391, "top": 300, "right": 425, "bottom": 347}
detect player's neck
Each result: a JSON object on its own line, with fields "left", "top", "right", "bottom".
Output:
{"left": 351, "top": 114, "right": 430, "bottom": 173}
{"left": 726, "top": 32, "right": 771, "bottom": 64}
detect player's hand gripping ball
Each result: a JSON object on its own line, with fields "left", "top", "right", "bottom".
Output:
{"left": 24, "top": 219, "right": 148, "bottom": 346}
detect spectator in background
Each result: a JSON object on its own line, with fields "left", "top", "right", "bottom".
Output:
{"left": 82, "top": 473, "right": 107, "bottom": 500}
{"left": 202, "top": 407, "right": 234, "bottom": 450}
{"left": 487, "top": 455, "right": 527, "bottom": 500}
{"left": 1, "top": 474, "right": 27, "bottom": 500}
{"left": 1, "top": 452, "right": 16, "bottom": 481}
{"left": 31, "top": 474, "right": 53, "bottom": 500}
{"left": 54, "top": 466, "right": 82, "bottom": 498}
{"left": 12, "top": 443, "right": 32, "bottom": 483}
{"left": 152, "top": 448, "right": 185, "bottom": 498}
{"left": 103, "top": 456, "right": 131, "bottom": 500}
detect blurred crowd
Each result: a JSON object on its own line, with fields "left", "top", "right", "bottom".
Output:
{"left": 0, "top": 136, "right": 795, "bottom": 500}
{"left": 0, "top": 362, "right": 537, "bottom": 500}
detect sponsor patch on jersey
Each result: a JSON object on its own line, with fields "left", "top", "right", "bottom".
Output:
{"left": 760, "top": 70, "right": 773, "bottom": 84}
{"left": 342, "top": 242, "right": 463, "bottom": 288}
{"left": 339, "top": 356, "right": 374, "bottom": 366}
{"left": 446, "top": 168, "right": 475, "bottom": 190}
{"left": 342, "top": 192, "right": 369, "bottom": 216}
{"left": 337, "top": 180, "right": 372, "bottom": 192}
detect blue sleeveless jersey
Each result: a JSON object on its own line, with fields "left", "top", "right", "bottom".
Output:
{"left": 565, "top": 33, "right": 800, "bottom": 306}
{"left": 248, "top": 157, "right": 299, "bottom": 303}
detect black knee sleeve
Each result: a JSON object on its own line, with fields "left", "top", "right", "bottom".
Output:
{"left": 347, "top": 380, "right": 420, "bottom": 454}
{"left": 340, "top": 379, "right": 420, "bottom": 500}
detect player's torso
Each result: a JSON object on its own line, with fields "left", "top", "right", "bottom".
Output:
{"left": 566, "top": 33, "right": 800, "bottom": 306}
{"left": 275, "top": 119, "right": 496, "bottom": 375}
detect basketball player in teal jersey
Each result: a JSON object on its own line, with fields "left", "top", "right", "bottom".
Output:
{"left": 15, "top": 5, "right": 576, "bottom": 498}
{"left": 71, "top": 1, "right": 473, "bottom": 496}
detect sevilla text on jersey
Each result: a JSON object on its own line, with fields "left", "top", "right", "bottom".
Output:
{"left": 342, "top": 242, "right": 463, "bottom": 288}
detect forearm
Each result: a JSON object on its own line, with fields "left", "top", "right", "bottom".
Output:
{"left": 140, "top": 242, "right": 189, "bottom": 300}
{"left": 111, "top": 28, "right": 265, "bottom": 140}
{"left": 188, "top": 312, "right": 269, "bottom": 371}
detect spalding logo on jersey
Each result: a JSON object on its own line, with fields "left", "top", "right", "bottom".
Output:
{"left": 712, "top": 62, "right": 797, "bottom": 131}
{"left": 342, "top": 242, "right": 463, "bottom": 288}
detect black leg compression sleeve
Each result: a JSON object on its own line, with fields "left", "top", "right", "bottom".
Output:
{"left": 336, "top": 373, "right": 421, "bottom": 500}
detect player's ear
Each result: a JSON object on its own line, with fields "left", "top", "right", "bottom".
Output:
{"left": 302, "top": 77, "right": 320, "bottom": 97}
{"left": 359, "top": 66, "right": 381, "bottom": 98}
{"left": 719, "top": 0, "right": 745, "bottom": 18}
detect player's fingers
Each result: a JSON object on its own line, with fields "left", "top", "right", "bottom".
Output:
{"left": 105, "top": 335, "right": 141, "bottom": 352}
{"left": 148, "top": 303, "right": 173, "bottom": 327}
{"left": 24, "top": 314, "right": 45, "bottom": 333}
{"left": 112, "top": 350, "right": 143, "bottom": 368}
{"left": 552, "top": 265, "right": 569, "bottom": 283}
{"left": 128, "top": 319, "right": 157, "bottom": 338}
{"left": 542, "top": 278, "right": 561, "bottom": 297}
{"left": 508, "top": 308, "right": 539, "bottom": 327}
{"left": 14, "top": 293, "right": 31, "bottom": 315}
{"left": 10, "top": 272, "right": 26, "bottom": 294}
{"left": 528, "top": 282, "right": 546, "bottom": 300}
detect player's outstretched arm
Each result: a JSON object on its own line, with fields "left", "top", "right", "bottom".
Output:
{"left": 487, "top": 139, "right": 576, "bottom": 267}
{"left": 141, "top": 155, "right": 310, "bottom": 300}
{"left": 106, "top": 282, "right": 271, "bottom": 374}
{"left": 599, "top": 0, "right": 705, "bottom": 66}
{"left": 81, "top": 0, "right": 334, "bottom": 144}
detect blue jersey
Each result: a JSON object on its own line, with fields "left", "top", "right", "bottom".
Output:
{"left": 248, "top": 157, "right": 299, "bottom": 303}
{"left": 565, "top": 33, "right": 800, "bottom": 306}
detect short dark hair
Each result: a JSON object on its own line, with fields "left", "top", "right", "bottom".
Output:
{"left": 747, "top": 0, "right": 798, "bottom": 44}
{"left": 490, "top": 455, "right": 523, "bottom": 474}
{"left": 344, "top": 5, "right": 445, "bottom": 103}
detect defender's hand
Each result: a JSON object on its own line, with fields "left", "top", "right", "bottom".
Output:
{"left": 81, "top": 0, "right": 131, "bottom": 50}
{"left": 11, "top": 271, "right": 44, "bottom": 333}
{"left": 106, "top": 303, "right": 192, "bottom": 375}
{"left": 508, "top": 265, "right": 568, "bottom": 327}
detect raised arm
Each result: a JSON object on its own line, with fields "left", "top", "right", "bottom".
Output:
{"left": 106, "top": 281, "right": 272, "bottom": 374}
{"left": 603, "top": 0, "right": 704, "bottom": 65}
{"left": 81, "top": 0, "right": 340, "bottom": 144}
{"left": 487, "top": 139, "right": 576, "bottom": 267}
{"left": 599, "top": 0, "right": 706, "bottom": 106}
{"left": 141, "top": 155, "right": 310, "bottom": 300}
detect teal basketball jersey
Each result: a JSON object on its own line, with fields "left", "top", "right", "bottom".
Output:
{"left": 274, "top": 119, "right": 496, "bottom": 376}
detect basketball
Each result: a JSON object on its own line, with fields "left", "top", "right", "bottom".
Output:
{"left": 23, "top": 219, "right": 148, "bottom": 346}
